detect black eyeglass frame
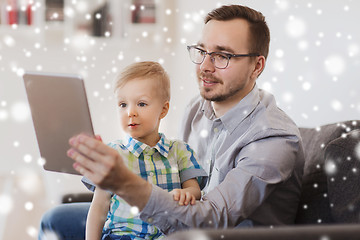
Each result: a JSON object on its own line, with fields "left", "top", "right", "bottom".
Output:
{"left": 187, "top": 45, "right": 260, "bottom": 69}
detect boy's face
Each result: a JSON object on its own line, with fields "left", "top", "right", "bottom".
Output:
{"left": 115, "top": 77, "right": 169, "bottom": 147}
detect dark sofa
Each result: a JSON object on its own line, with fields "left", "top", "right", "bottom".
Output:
{"left": 165, "top": 120, "right": 360, "bottom": 240}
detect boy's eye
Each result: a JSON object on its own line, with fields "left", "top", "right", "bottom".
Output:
{"left": 119, "top": 103, "right": 127, "bottom": 108}
{"left": 138, "top": 102, "right": 147, "bottom": 107}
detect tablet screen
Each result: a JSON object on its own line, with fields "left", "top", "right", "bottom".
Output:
{"left": 24, "top": 71, "right": 94, "bottom": 175}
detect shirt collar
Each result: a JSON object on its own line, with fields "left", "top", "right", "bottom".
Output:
{"left": 200, "top": 85, "right": 260, "bottom": 134}
{"left": 124, "top": 133, "right": 170, "bottom": 158}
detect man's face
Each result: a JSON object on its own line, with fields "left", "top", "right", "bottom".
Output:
{"left": 196, "top": 19, "right": 259, "bottom": 103}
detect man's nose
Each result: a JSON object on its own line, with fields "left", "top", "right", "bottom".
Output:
{"left": 200, "top": 54, "right": 215, "bottom": 72}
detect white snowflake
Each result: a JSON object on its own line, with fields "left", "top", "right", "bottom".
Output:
{"left": 130, "top": 206, "right": 139, "bottom": 215}
{"left": 200, "top": 129, "right": 208, "bottom": 138}
{"left": 324, "top": 55, "right": 346, "bottom": 76}
{"left": 286, "top": 16, "right": 306, "bottom": 38}
{"left": 325, "top": 160, "right": 337, "bottom": 175}
{"left": 11, "top": 101, "right": 30, "bottom": 122}
{"left": 24, "top": 201, "right": 34, "bottom": 211}
{"left": 331, "top": 100, "right": 343, "bottom": 112}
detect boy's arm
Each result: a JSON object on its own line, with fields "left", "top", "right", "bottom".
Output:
{"left": 171, "top": 178, "right": 201, "bottom": 206}
{"left": 86, "top": 188, "right": 111, "bottom": 240}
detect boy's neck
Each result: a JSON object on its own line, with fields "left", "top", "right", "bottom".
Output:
{"left": 132, "top": 133, "right": 161, "bottom": 147}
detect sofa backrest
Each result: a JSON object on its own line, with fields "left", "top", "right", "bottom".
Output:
{"left": 296, "top": 120, "right": 360, "bottom": 224}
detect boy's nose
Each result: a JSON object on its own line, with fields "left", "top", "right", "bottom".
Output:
{"left": 127, "top": 107, "right": 137, "bottom": 117}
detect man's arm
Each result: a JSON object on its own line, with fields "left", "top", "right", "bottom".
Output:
{"left": 139, "top": 135, "right": 303, "bottom": 234}
{"left": 68, "top": 133, "right": 302, "bottom": 233}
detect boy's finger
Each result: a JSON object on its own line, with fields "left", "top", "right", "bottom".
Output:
{"left": 184, "top": 192, "right": 192, "bottom": 206}
{"left": 171, "top": 190, "right": 180, "bottom": 201}
{"left": 178, "top": 193, "right": 185, "bottom": 206}
{"left": 190, "top": 196, "right": 196, "bottom": 205}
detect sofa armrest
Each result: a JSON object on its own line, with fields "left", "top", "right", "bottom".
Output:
{"left": 62, "top": 192, "right": 93, "bottom": 203}
{"left": 325, "top": 129, "right": 360, "bottom": 223}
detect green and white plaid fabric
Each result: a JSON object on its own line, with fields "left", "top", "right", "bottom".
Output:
{"left": 83, "top": 133, "right": 206, "bottom": 239}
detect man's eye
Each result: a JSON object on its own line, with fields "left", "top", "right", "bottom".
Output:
{"left": 214, "top": 53, "right": 228, "bottom": 60}
{"left": 138, "top": 102, "right": 147, "bottom": 107}
{"left": 196, "top": 48, "right": 206, "bottom": 55}
{"left": 119, "top": 103, "right": 127, "bottom": 108}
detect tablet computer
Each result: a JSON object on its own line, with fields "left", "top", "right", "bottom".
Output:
{"left": 23, "top": 71, "right": 94, "bottom": 175}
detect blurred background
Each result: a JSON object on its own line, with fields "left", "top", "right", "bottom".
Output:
{"left": 0, "top": 0, "right": 359, "bottom": 239}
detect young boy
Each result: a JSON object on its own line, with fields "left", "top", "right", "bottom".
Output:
{"left": 82, "top": 61, "right": 206, "bottom": 240}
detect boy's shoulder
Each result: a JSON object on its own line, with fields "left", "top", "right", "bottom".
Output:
{"left": 167, "top": 138, "right": 194, "bottom": 153}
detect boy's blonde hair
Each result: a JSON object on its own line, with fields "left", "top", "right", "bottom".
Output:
{"left": 115, "top": 61, "right": 170, "bottom": 101}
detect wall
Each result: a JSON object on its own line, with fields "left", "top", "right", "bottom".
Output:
{"left": 0, "top": 0, "right": 359, "bottom": 239}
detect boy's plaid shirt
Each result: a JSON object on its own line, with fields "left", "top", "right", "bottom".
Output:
{"left": 82, "top": 133, "right": 206, "bottom": 239}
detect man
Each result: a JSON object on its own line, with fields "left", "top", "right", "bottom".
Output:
{"left": 39, "top": 4, "right": 304, "bottom": 239}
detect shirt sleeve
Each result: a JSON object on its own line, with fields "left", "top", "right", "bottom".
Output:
{"left": 139, "top": 134, "right": 302, "bottom": 234}
{"left": 81, "top": 176, "right": 96, "bottom": 192}
{"left": 174, "top": 141, "right": 207, "bottom": 184}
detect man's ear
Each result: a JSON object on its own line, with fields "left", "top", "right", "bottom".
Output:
{"left": 160, "top": 101, "right": 170, "bottom": 119}
{"left": 252, "top": 56, "right": 266, "bottom": 79}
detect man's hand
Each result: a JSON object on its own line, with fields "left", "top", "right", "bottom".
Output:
{"left": 67, "top": 134, "right": 152, "bottom": 210}
{"left": 67, "top": 134, "right": 125, "bottom": 192}
{"left": 170, "top": 189, "right": 197, "bottom": 206}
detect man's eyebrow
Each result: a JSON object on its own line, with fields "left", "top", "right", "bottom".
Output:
{"left": 196, "top": 43, "right": 235, "bottom": 53}
{"left": 215, "top": 45, "right": 235, "bottom": 53}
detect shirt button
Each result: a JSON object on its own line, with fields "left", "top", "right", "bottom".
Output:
{"left": 147, "top": 217, "right": 153, "bottom": 223}
{"left": 214, "top": 128, "right": 218, "bottom": 133}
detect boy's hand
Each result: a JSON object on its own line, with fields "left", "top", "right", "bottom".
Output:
{"left": 170, "top": 189, "right": 196, "bottom": 206}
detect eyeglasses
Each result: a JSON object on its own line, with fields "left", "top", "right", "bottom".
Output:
{"left": 187, "top": 45, "right": 260, "bottom": 69}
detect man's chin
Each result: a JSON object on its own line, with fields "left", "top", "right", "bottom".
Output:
{"left": 200, "top": 91, "right": 226, "bottom": 102}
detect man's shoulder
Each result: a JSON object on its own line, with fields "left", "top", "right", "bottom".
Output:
{"left": 251, "top": 89, "right": 301, "bottom": 138}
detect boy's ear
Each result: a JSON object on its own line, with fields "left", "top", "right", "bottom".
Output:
{"left": 160, "top": 101, "right": 170, "bottom": 119}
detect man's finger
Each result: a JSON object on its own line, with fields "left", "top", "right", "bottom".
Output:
{"left": 67, "top": 148, "right": 98, "bottom": 173}
{"left": 69, "top": 134, "right": 109, "bottom": 155}
{"left": 72, "top": 162, "right": 91, "bottom": 176}
{"left": 73, "top": 140, "right": 103, "bottom": 163}
{"left": 95, "top": 135, "right": 103, "bottom": 142}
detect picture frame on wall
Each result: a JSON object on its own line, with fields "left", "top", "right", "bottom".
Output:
{"left": 131, "top": 0, "right": 156, "bottom": 24}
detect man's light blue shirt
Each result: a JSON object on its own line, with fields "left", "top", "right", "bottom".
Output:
{"left": 140, "top": 85, "right": 305, "bottom": 233}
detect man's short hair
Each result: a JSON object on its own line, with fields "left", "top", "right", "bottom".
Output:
{"left": 115, "top": 61, "right": 170, "bottom": 101}
{"left": 205, "top": 5, "right": 270, "bottom": 60}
